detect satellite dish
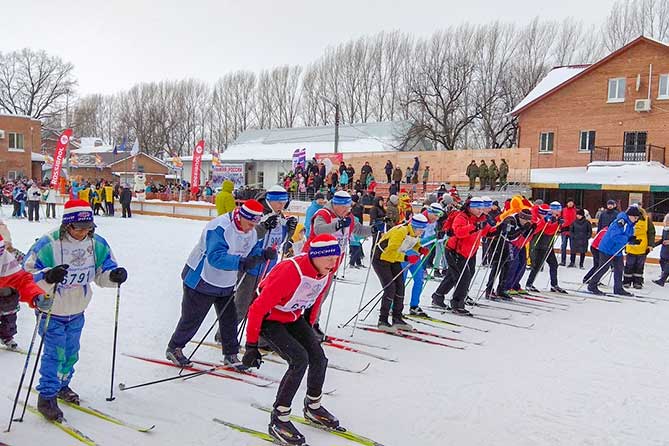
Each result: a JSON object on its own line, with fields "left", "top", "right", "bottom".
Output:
{"left": 636, "top": 74, "right": 641, "bottom": 91}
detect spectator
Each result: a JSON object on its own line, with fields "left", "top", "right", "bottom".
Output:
{"left": 26, "top": 182, "right": 42, "bottom": 221}
{"left": 499, "top": 158, "right": 509, "bottom": 190}
{"left": 478, "top": 160, "right": 489, "bottom": 191}
{"left": 339, "top": 168, "right": 349, "bottom": 190}
{"left": 559, "top": 198, "right": 577, "bottom": 266}
{"left": 44, "top": 185, "right": 58, "bottom": 219}
{"left": 304, "top": 193, "right": 326, "bottom": 236}
{"left": 652, "top": 213, "right": 669, "bottom": 287}
{"left": 386, "top": 194, "right": 400, "bottom": 226}
{"left": 351, "top": 194, "right": 364, "bottom": 224}
{"left": 466, "top": 160, "right": 479, "bottom": 191}
{"left": 346, "top": 164, "right": 355, "bottom": 184}
{"left": 488, "top": 160, "right": 499, "bottom": 191}
{"left": 597, "top": 199, "right": 618, "bottom": 231}
{"left": 338, "top": 161, "right": 347, "bottom": 175}
{"left": 120, "top": 184, "right": 132, "bottom": 218}
{"left": 422, "top": 166, "right": 430, "bottom": 193}
{"left": 569, "top": 209, "right": 592, "bottom": 268}
{"left": 313, "top": 172, "right": 323, "bottom": 192}
{"left": 384, "top": 160, "right": 394, "bottom": 183}
{"left": 392, "top": 166, "right": 403, "bottom": 193}
{"left": 369, "top": 196, "right": 387, "bottom": 234}
{"left": 405, "top": 166, "right": 412, "bottom": 184}
{"left": 103, "top": 182, "right": 115, "bottom": 216}
{"left": 412, "top": 156, "right": 420, "bottom": 176}
{"left": 215, "top": 179, "right": 236, "bottom": 216}
{"left": 360, "top": 161, "right": 373, "bottom": 186}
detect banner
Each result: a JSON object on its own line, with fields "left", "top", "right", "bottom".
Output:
{"left": 212, "top": 163, "right": 245, "bottom": 189}
{"left": 191, "top": 140, "right": 205, "bottom": 186}
{"left": 315, "top": 152, "right": 343, "bottom": 174}
{"left": 292, "top": 148, "right": 306, "bottom": 170}
{"left": 50, "top": 129, "right": 72, "bottom": 188}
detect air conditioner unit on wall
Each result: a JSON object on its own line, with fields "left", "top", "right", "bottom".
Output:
{"left": 0, "top": 130, "right": 5, "bottom": 139}
{"left": 635, "top": 99, "right": 651, "bottom": 112}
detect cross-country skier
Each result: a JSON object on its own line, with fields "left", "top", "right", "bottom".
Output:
{"left": 242, "top": 234, "right": 341, "bottom": 446}
{"left": 372, "top": 213, "right": 429, "bottom": 330}
{"left": 23, "top": 199, "right": 127, "bottom": 421}
{"left": 166, "top": 199, "right": 274, "bottom": 369}
{"left": 525, "top": 201, "right": 567, "bottom": 293}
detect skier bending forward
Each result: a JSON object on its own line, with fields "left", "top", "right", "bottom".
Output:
{"left": 242, "top": 234, "right": 341, "bottom": 445}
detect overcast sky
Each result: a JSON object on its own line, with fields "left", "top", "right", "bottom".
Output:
{"left": 4, "top": 0, "right": 616, "bottom": 96}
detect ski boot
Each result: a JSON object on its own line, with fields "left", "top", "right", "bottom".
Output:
{"left": 615, "top": 289, "right": 634, "bottom": 297}
{"left": 431, "top": 293, "right": 448, "bottom": 309}
{"left": 587, "top": 286, "right": 605, "bottom": 296}
{"left": 550, "top": 285, "right": 568, "bottom": 294}
{"left": 391, "top": 315, "right": 413, "bottom": 331}
{"left": 57, "top": 386, "right": 80, "bottom": 405}
{"left": 1, "top": 337, "right": 18, "bottom": 350}
{"left": 377, "top": 315, "right": 395, "bottom": 332}
{"left": 525, "top": 284, "right": 540, "bottom": 293}
{"left": 37, "top": 395, "right": 63, "bottom": 422}
{"left": 496, "top": 291, "right": 514, "bottom": 301}
{"left": 223, "top": 354, "right": 249, "bottom": 372}
{"left": 269, "top": 406, "right": 306, "bottom": 445}
{"left": 451, "top": 307, "right": 472, "bottom": 317}
{"left": 433, "top": 269, "right": 444, "bottom": 278}
{"left": 633, "top": 282, "right": 643, "bottom": 290}
{"left": 409, "top": 306, "right": 427, "bottom": 317}
{"left": 165, "top": 347, "right": 192, "bottom": 367}
{"left": 304, "top": 394, "right": 340, "bottom": 430}
{"left": 652, "top": 279, "right": 665, "bottom": 287}
{"left": 484, "top": 289, "right": 499, "bottom": 301}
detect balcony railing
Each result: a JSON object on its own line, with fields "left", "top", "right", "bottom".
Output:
{"left": 590, "top": 145, "right": 666, "bottom": 163}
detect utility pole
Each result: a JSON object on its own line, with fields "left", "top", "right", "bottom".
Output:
{"left": 320, "top": 96, "right": 340, "bottom": 154}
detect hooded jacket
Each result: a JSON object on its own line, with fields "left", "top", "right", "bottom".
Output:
{"left": 598, "top": 212, "right": 636, "bottom": 256}
{"left": 215, "top": 180, "right": 236, "bottom": 216}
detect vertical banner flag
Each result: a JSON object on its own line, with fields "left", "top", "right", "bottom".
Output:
{"left": 191, "top": 140, "right": 205, "bottom": 186}
{"left": 292, "top": 148, "right": 306, "bottom": 170}
{"left": 50, "top": 129, "right": 73, "bottom": 188}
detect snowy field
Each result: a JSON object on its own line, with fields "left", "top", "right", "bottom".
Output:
{"left": 1, "top": 208, "right": 669, "bottom": 446}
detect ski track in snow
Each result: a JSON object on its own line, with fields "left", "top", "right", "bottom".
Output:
{"left": 2, "top": 207, "right": 669, "bottom": 446}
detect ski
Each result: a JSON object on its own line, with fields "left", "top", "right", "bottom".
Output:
{"left": 251, "top": 403, "right": 386, "bottom": 446}
{"left": 28, "top": 388, "right": 155, "bottom": 432}
{"left": 324, "top": 335, "right": 390, "bottom": 350}
{"left": 427, "top": 304, "right": 514, "bottom": 319}
{"left": 23, "top": 402, "right": 97, "bottom": 445}
{"left": 0, "top": 346, "right": 27, "bottom": 355}
{"left": 190, "top": 359, "right": 281, "bottom": 383}
{"left": 527, "top": 291, "right": 586, "bottom": 303}
{"left": 356, "top": 325, "right": 465, "bottom": 350}
{"left": 334, "top": 277, "right": 362, "bottom": 285}
{"left": 123, "top": 353, "right": 274, "bottom": 387}
{"left": 469, "top": 301, "right": 535, "bottom": 314}
{"left": 563, "top": 288, "right": 654, "bottom": 303}
{"left": 212, "top": 418, "right": 286, "bottom": 445}
{"left": 454, "top": 313, "right": 535, "bottom": 329}
{"left": 400, "top": 327, "right": 484, "bottom": 346}
{"left": 193, "top": 340, "right": 371, "bottom": 374}
{"left": 515, "top": 294, "right": 569, "bottom": 308}
{"left": 406, "top": 314, "right": 490, "bottom": 333}
{"left": 324, "top": 340, "right": 399, "bottom": 362}
{"left": 401, "top": 316, "right": 462, "bottom": 333}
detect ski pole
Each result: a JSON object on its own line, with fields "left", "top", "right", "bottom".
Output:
{"left": 350, "top": 230, "right": 381, "bottom": 337}
{"left": 577, "top": 245, "right": 626, "bottom": 291}
{"left": 119, "top": 367, "right": 218, "bottom": 391}
{"left": 106, "top": 284, "right": 121, "bottom": 402}
{"left": 538, "top": 226, "right": 562, "bottom": 289}
{"left": 16, "top": 284, "right": 58, "bottom": 423}
{"left": 474, "top": 232, "right": 507, "bottom": 303}
{"left": 445, "top": 230, "right": 484, "bottom": 305}
{"left": 472, "top": 233, "right": 504, "bottom": 301}
{"left": 5, "top": 311, "right": 43, "bottom": 432}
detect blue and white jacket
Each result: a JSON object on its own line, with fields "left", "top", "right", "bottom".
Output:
{"left": 598, "top": 211, "right": 636, "bottom": 257}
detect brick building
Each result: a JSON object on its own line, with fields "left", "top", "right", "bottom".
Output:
{"left": 0, "top": 114, "right": 42, "bottom": 180}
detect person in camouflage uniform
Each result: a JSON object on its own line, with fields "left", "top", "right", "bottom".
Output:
{"left": 466, "top": 160, "right": 479, "bottom": 191}
{"left": 499, "top": 158, "right": 509, "bottom": 190}
{"left": 488, "top": 160, "right": 499, "bottom": 191}
{"left": 478, "top": 160, "right": 489, "bottom": 191}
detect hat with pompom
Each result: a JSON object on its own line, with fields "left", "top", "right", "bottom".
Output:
{"left": 62, "top": 199, "right": 95, "bottom": 228}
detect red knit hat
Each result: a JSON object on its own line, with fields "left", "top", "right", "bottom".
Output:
{"left": 62, "top": 199, "right": 95, "bottom": 228}
{"left": 537, "top": 204, "right": 550, "bottom": 216}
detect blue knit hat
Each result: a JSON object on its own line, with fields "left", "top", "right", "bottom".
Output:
{"left": 309, "top": 234, "right": 341, "bottom": 258}
{"left": 410, "top": 213, "right": 428, "bottom": 230}
{"left": 550, "top": 201, "right": 562, "bottom": 211}
{"left": 266, "top": 185, "right": 289, "bottom": 202}
{"left": 332, "top": 190, "right": 352, "bottom": 206}
{"left": 428, "top": 202, "right": 444, "bottom": 215}
{"left": 482, "top": 196, "right": 493, "bottom": 208}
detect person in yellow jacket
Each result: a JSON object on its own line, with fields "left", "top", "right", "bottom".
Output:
{"left": 624, "top": 205, "right": 654, "bottom": 289}
{"left": 92, "top": 186, "right": 104, "bottom": 215}
{"left": 215, "top": 180, "right": 236, "bottom": 216}
{"left": 103, "top": 183, "right": 115, "bottom": 216}
{"left": 78, "top": 186, "right": 90, "bottom": 203}
{"left": 372, "top": 213, "right": 429, "bottom": 331}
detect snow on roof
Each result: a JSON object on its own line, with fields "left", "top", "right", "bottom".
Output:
{"left": 531, "top": 161, "right": 669, "bottom": 186}
{"left": 0, "top": 112, "right": 41, "bottom": 121}
{"left": 511, "top": 65, "right": 589, "bottom": 115}
{"left": 72, "top": 137, "right": 115, "bottom": 154}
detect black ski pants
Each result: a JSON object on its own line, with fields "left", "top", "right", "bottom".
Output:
{"left": 121, "top": 203, "right": 131, "bottom": 218}
{"left": 262, "top": 318, "right": 327, "bottom": 409}
{"left": 486, "top": 238, "right": 511, "bottom": 294}
{"left": 588, "top": 252, "right": 624, "bottom": 294}
{"left": 27, "top": 201, "right": 39, "bottom": 221}
{"left": 624, "top": 253, "right": 647, "bottom": 286}
{"left": 526, "top": 245, "right": 559, "bottom": 287}
{"left": 168, "top": 284, "right": 239, "bottom": 355}
{"left": 106, "top": 201, "right": 114, "bottom": 216}
{"left": 372, "top": 258, "right": 405, "bottom": 319}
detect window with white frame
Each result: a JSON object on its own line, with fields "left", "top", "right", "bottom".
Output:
{"left": 608, "top": 78, "right": 626, "bottom": 102}
{"left": 579, "top": 130, "right": 596, "bottom": 152}
{"left": 7, "top": 171, "right": 17, "bottom": 181}
{"left": 8, "top": 132, "right": 24, "bottom": 151}
{"left": 659, "top": 74, "right": 669, "bottom": 99}
{"left": 539, "top": 132, "right": 554, "bottom": 153}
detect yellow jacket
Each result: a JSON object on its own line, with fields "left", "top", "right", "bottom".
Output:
{"left": 78, "top": 188, "right": 90, "bottom": 202}
{"left": 626, "top": 210, "right": 649, "bottom": 255}
{"left": 103, "top": 185, "right": 114, "bottom": 203}
{"left": 378, "top": 224, "right": 422, "bottom": 263}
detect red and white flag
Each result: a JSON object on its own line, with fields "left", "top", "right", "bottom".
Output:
{"left": 50, "top": 129, "right": 73, "bottom": 188}
{"left": 191, "top": 140, "right": 205, "bottom": 186}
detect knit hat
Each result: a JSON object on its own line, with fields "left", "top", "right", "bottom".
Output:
{"left": 538, "top": 204, "right": 550, "bottom": 216}
{"left": 549, "top": 201, "right": 562, "bottom": 211}
{"left": 626, "top": 206, "right": 641, "bottom": 217}
{"left": 332, "top": 190, "right": 352, "bottom": 206}
{"left": 428, "top": 202, "right": 444, "bottom": 215}
{"left": 389, "top": 195, "right": 399, "bottom": 205}
{"left": 314, "top": 192, "right": 325, "bottom": 200}
{"left": 62, "top": 199, "right": 95, "bottom": 228}
{"left": 469, "top": 197, "right": 485, "bottom": 209}
{"left": 309, "top": 234, "right": 341, "bottom": 258}
{"left": 239, "top": 199, "right": 264, "bottom": 222}
{"left": 482, "top": 196, "right": 493, "bottom": 207}
{"left": 518, "top": 208, "right": 533, "bottom": 220}
{"left": 410, "top": 213, "right": 428, "bottom": 230}
{"left": 266, "top": 185, "right": 289, "bottom": 202}
{"left": 576, "top": 209, "right": 585, "bottom": 217}
{"left": 607, "top": 199, "right": 616, "bottom": 206}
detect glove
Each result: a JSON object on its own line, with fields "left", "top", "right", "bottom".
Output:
{"left": 262, "top": 247, "right": 278, "bottom": 261}
{"left": 549, "top": 216, "right": 558, "bottom": 223}
{"left": 557, "top": 217, "right": 565, "bottom": 225}
{"left": 406, "top": 254, "right": 420, "bottom": 264}
{"left": 44, "top": 264, "right": 69, "bottom": 284}
{"left": 628, "top": 236, "right": 641, "bottom": 245}
{"left": 242, "top": 344, "right": 263, "bottom": 369}
{"left": 335, "top": 216, "right": 352, "bottom": 231}
{"left": 475, "top": 220, "right": 489, "bottom": 231}
{"left": 33, "top": 294, "right": 53, "bottom": 312}
{"left": 543, "top": 215, "right": 552, "bottom": 222}
{"left": 109, "top": 267, "right": 128, "bottom": 284}
{"left": 240, "top": 255, "right": 263, "bottom": 272}
{"left": 263, "top": 214, "right": 279, "bottom": 230}
{"left": 285, "top": 216, "right": 298, "bottom": 233}
{"left": 486, "top": 215, "right": 496, "bottom": 226}
{"left": 419, "top": 246, "right": 430, "bottom": 256}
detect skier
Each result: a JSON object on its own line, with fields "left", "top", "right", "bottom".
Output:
{"left": 166, "top": 199, "right": 272, "bottom": 368}
{"left": 623, "top": 205, "right": 654, "bottom": 289}
{"left": 23, "top": 199, "right": 127, "bottom": 421}
{"left": 559, "top": 198, "right": 577, "bottom": 266}
{"left": 242, "top": 234, "right": 341, "bottom": 446}
{"left": 1, "top": 234, "right": 45, "bottom": 350}
{"left": 372, "top": 213, "right": 429, "bottom": 330}
{"left": 525, "top": 202, "right": 568, "bottom": 293}
{"left": 586, "top": 206, "right": 641, "bottom": 296}
{"left": 303, "top": 193, "right": 325, "bottom": 236}
{"left": 582, "top": 226, "right": 608, "bottom": 285}
{"left": 431, "top": 197, "right": 492, "bottom": 315}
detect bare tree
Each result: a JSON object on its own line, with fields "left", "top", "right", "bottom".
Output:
{"left": 603, "top": 0, "right": 669, "bottom": 51}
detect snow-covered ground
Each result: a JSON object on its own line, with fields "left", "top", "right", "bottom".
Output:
{"left": 1, "top": 209, "right": 669, "bottom": 446}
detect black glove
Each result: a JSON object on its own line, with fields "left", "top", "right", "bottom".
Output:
{"left": 285, "top": 216, "right": 298, "bottom": 233}
{"left": 263, "top": 214, "right": 279, "bottom": 230}
{"left": 242, "top": 344, "right": 263, "bottom": 369}
{"left": 628, "top": 236, "right": 641, "bottom": 245}
{"left": 109, "top": 267, "right": 128, "bottom": 284}
{"left": 262, "top": 247, "right": 277, "bottom": 261}
{"left": 335, "top": 216, "right": 352, "bottom": 231}
{"left": 486, "top": 215, "right": 496, "bottom": 226}
{"left": 475, "top": 220, "right": 488, "bottom": 231}
{"left": 240, "top": 255, "right": 263, "bottom": 272}
{"left": 549, "top": 216, "right": 558, "bottom": 223}
{"left": 44, "top": 264, "right": 69, "bottom": 284}
{"left": 557, "top": 217, "right": 565, "bottom": 225}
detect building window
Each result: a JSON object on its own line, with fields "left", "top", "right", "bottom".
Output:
{"left": 8, "top": 132, "right": 24, "bottom": 151}
{"left": 539, "top": 132, "right": 554, "bottom": 153}
{"left": 579, "top": 130, "right": 596, "bottom": 152}
{"left": 607, "top": 77, "right": 626, "bottom": 103}
{"left": 659, "top": 74, "right": 669, "bottom": 99}
{"left": 7, "top": 171, "right": 17, "bottom": 181}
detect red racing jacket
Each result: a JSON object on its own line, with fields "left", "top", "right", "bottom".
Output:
{"left": 446, "top": 211, "right": 491, "bottom": 259}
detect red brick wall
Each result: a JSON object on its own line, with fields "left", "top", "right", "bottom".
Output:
{"left": 518, "top": 40, "right": 669, "bottom": 168}
{"left": 0, "top": 115, "right": 42, "bottom": 179}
